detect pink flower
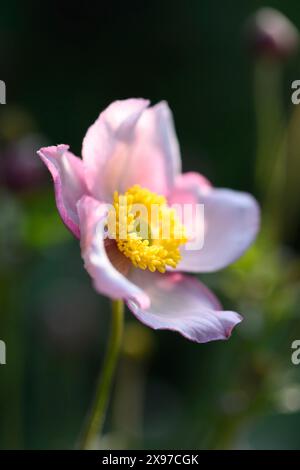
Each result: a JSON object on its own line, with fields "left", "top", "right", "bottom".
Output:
{"left": 38, "top": 99, "right": 260, "bottom": 343}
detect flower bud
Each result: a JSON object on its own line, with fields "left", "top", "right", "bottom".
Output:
{"left": 1, "top": 134, "right": 47, "bottom": 191}
{"left": 245, "top": 8, "right": 299, "bottom": 60}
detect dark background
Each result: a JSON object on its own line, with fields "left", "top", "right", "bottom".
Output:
{"left": 1, "top": 0, "right": 300, "bottom": 449}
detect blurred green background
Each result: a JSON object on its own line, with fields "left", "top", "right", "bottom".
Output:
{"left": 1, "top": 0, "right": 300, "bottom": 449}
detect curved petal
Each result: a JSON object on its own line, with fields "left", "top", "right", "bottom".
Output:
{"left": 169, "top": 173, "right": 260, "bottom": 272}
{"left": 77, "top": 195, "right": 150, "bottom": 308}
{"left": 37, "top": 145, "right": 88, "bottom": 238}
{"left": 122, "top": 101, "right": 182, "bottom": 194}
{"left": 127, "top": 270, "right": 242, "bottom": 343}
{"left": 82, "top": 99, "right": 181, "bottom": 201}
{"left": 169, "top": 172, "right": 212, "bottom": 206}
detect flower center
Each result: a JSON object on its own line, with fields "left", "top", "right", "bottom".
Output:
{"left": 107, "top": 185, "right": 187, "bottom": 273}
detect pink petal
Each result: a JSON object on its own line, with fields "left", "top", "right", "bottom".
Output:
{"left": 77, "top": 195, "right": 150, "bottom": 309}
{"left": 169, "top": 173, "right": 260, "bottom": 272}
{"left": 127, "top": 270, "right": 242, "bottom": 343}
{"left": 37, "top": 145, "right": 88, "bottom": 238}
{"left": 82, "top": 99, "right": 181, "bottom": 201}
{"left": 169, "top": 172, "right": 212, "bottom": 206}
{"left": 122, "top": 101, "right": 181, "bottom": 195}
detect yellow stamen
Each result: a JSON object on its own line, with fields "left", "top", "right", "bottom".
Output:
{"left": 107, "top": 185, "right": 187, "bottom": 273}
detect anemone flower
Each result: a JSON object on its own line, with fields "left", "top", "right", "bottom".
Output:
{"left": 38, "top": 99, "right": 259, "bottom": 447}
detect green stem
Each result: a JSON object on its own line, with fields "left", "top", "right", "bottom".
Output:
{"left": 254, "top": 58, "right": 284, "bottom": 196}
{"left": 253, "top": 58, "right": 287, "bottom": 241}
{"left": 79, "top": 299, "right": 124, "bottom": 449}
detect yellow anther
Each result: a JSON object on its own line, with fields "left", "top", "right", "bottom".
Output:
{"left": 107, "top": 185, "right": 187, "bottom": 273}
